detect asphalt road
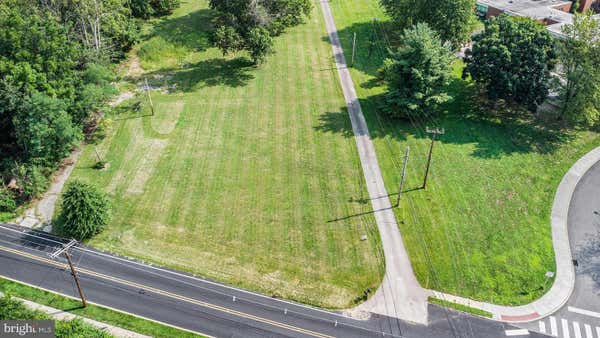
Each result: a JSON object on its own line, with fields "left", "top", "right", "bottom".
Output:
{"left": 0, "top": 223, "right": 544, "bottom": 338}
{"left": 519, "top": 161, "right": 600, "bottom": 337}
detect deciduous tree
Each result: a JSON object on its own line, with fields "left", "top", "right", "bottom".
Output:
{"left": 557, "top": 12, "right": 600, "bottom": 125}
{"left": 465, "top": 15, "right": 556, "bottom": 111}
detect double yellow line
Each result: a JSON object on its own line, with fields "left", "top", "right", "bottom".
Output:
{"left": 0, "top": 245, "right": 334, "bottom": 338}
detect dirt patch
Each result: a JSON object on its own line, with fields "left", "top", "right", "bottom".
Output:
{"left": 126, "top": 139, "right": 168, "bottom": 194}
{"left": 152, "top": 101, "right": 184, "bottom": 135}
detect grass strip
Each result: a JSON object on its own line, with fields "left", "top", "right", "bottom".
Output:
{"left": 428, "top": 296, "right": 493, "bottom": 318}
{"left": 0, "top": 277, "right": 204, "bottom": 338}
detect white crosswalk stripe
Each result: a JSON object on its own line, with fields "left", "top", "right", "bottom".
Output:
{"left": 584, "top": 324, "right": 593, "bottom": 338}
{"left": 562, "top": 318, "right": 570, "bottom": 338}
{"left": 551, "top": 316, "right": 559, "bottom": 337}
{"left": 540, "top": 321, "right": 547, "bottom": 334}
{"left": 573, "top": 321, "right": 582, "bottom": 338}
{"left": 536, "top": 317, "right": 600, "bottom": 338}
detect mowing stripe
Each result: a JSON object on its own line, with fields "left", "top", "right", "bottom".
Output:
{"left": 0, "top": 244, "right": 333, "bottom": 338}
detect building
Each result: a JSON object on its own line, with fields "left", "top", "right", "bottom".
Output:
{"left": 476, "top": 0, "right": 600, "bottom": 37}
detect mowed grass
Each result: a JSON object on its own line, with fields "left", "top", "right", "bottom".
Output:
{"left": 68, "top": 0, "right": 384, "bottom": 308}
{"left": 329, "top": 0, "right": 600, "bottom": 305}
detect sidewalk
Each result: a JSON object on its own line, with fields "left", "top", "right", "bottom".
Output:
{"left": 318, "top": 0, "right": 600, "bottom": 325}
{"left": 318, "top": 0, "right": 429, "bottom": 327}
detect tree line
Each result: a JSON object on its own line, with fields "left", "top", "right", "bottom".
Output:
{"left": 0, "top": 0, "right": 180, "bottom": 217}
{"left": 377, "top": 0, "right": 600, "bottom": 127}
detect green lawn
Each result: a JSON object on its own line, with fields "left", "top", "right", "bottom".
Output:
{"left": 67, "top": 0, "right": 384, "bottom": 308}
{"left": 329, "top": 0, "right": 600, "bottom": 305}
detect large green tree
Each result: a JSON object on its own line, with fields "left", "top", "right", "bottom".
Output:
{"left": 558, "top": 13, "right": 600, "bottom": 125}
{"left": 379, "top": 23, "right": 454, "bottom": 118}
{"left": 465, "top": 15, "right": 556, "bottom": 112}
{"left": 379, "top": 0, "right": 476, "bottom": 49}
{"left": 209, "top": 0, "right": 311, "bottom": 63}
{"left": 57, "top": 180, "right": 111, "bottom": 241}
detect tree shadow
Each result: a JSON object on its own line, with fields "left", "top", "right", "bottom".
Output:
{"left": 144, "top": 8, "right": 216, "bottom": 52}
{"left": 314, "top": 75, "right": 573, "bottom": 158}
{"left": 145, "top": 57, "right": 255, "bottom": 92}
{"left": 574, "top": 227, "right": 600, "bottom": 292}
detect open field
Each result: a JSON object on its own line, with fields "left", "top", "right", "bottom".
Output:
{"left": 67, "top": 0, "right": 384, "bottom": 308}
{"left": 329, "top": 0, "right": 600, "bottom": 305}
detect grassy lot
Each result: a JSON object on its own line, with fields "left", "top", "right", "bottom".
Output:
{"left": 328, "top": 0, "right": 600, "bottom": 305}
{"left": 67, "top": 0, "right": 384, "bottom": 308}
{"left": 0, "top": 277, "right": 201, "bottom": 337}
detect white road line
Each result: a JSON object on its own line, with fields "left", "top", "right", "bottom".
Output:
{"left": 539, "top": 321, "right": 547, "bottom": 333}
{"left": 550, "top": 316, "right": 558, "bottom": 336}
{"left": 596, "top": 327, "right": 600, "bottom": 338}
{"left": 569, "top": 307, "right": 600, "bottom": 319}
{"left": 584, "top": 324, "right": 592, "bottom": 338}
{"left": 563, "top": 318, "right": 571, "bottom": 338}
{"left": 505, "top": 329, "right": 529, "bottom": 336}
{"left": 573, "top": 321, "right": 582, "bottom": 338}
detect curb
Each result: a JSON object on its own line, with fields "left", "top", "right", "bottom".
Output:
{"left": 431, "top": 146, "right": 600, "bottom": 322}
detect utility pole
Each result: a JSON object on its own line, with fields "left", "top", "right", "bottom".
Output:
{"left": 395, "top": 146, "right": 409, "bottom": 207}
{"left": 144, "top": 78, "right": 155, "bottom": 116}
{"left": 51, "top": 240, "right": 87, "bottom": 307}
{"left": 94, "top": 147, "right": 103, "bottom": 163}
{"left": 422, "top": 127, "right": 445, "bottom": 190}
{"left": 351, "top": 32, "right": 357, "bottom": 67}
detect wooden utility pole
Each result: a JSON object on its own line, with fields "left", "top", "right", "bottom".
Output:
{"left": 422, "top": 128, "right": 445, "bottom": 189}
{"left": 94, "top": 146, "right": 103, "bottom": 163}
{"left": 144, "top": 78, "right": 155, "bottom": 116}
{"left": 65, "top": 251, "right": 87, "bottom": 307}
{"left": 51, "top": 240, "right": 87, "bottom": 307}
{"left": 351, "top": 32, "right": 357, "bottom": 67}
{"left": 396, "top": 146, "right": 409, "bottom": 207}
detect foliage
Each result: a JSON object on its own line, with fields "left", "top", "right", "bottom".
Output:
{"left": 557, "top": 12, "right": 600, "bottom": 126}
{"left": 209, "top": 0, "right": 311, "bottom": 63}
{"left": 379, "top": 0, "right": 476, "bottom": 49}
{"left": 57, "top": 180, "right": 111, "bottom": 241}
{"left": 379, "top": 23, "right": 453, "bottom": 118}
{"left": 246, "top": 27, "right": 273, "bottom": 63}
{"left": 465, "top": 15, "right": 556, "bottom": 111}
{"left": 0, "top": 187, "right": 16, "bottom": 212}
{"left": 13, "top": 93, "right": 82, "bottom": 166}
{"left": 130, "top": 0, "right": 181, "bottom": 19}
{"left": 212, "top": 26, "right": 243, "bottom": 56}
{"left": 8, "top": 164, "right": 49, "bottom": 201}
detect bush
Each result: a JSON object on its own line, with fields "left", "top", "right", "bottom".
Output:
{"left": 0, "top": 187, "right": 16, "bottom": 212}
{"left": 57, "top": 180, "right": 111, "bottom": 241}
{"left": 9, "top": 164, "right": 49, "bottom": 201}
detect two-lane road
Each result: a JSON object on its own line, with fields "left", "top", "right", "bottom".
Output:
{"left": 0, "top": 223, "right": 541, "bottom": 337}
{"left": 520, "top": 161, "right": 600, "bottom": 337}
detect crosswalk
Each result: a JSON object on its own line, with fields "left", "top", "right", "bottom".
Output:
{"left": 538, "top": 316, "right": 600, "bottom": 337}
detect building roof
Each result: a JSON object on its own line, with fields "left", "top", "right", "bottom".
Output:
{"left": 478, "top": 0, "right": 575, "bottom": 37}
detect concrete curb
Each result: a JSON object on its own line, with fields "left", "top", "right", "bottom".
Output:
{"left": 430, "top": 146, "right": 600, "bottom": 322}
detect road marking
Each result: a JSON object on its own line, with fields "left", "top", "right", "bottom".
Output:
{"left": 573, "top": 321, "right": 582, "bottom": 338}
{"left": 563, "top": 318, "right": 571, "bottom": 338}
{"left": 596, "top": 327, "right": 600, "bottom": 338}
{"left": 584, "top": 324, "right": 592, "bottom": 338}
{"left": 505, "top": 329, "right": 529, "bottom": 336}
{"left": 0, "top": 245, "right": 333, "bottom": 338}
{"left": 550, "top": 316, "right": 558, "bottom": 336}
{"left": 539, "top": 321, "right": 546, "bottom": 333}
{"left": 569, "top": 307, "right": 600, "bottom": 319}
